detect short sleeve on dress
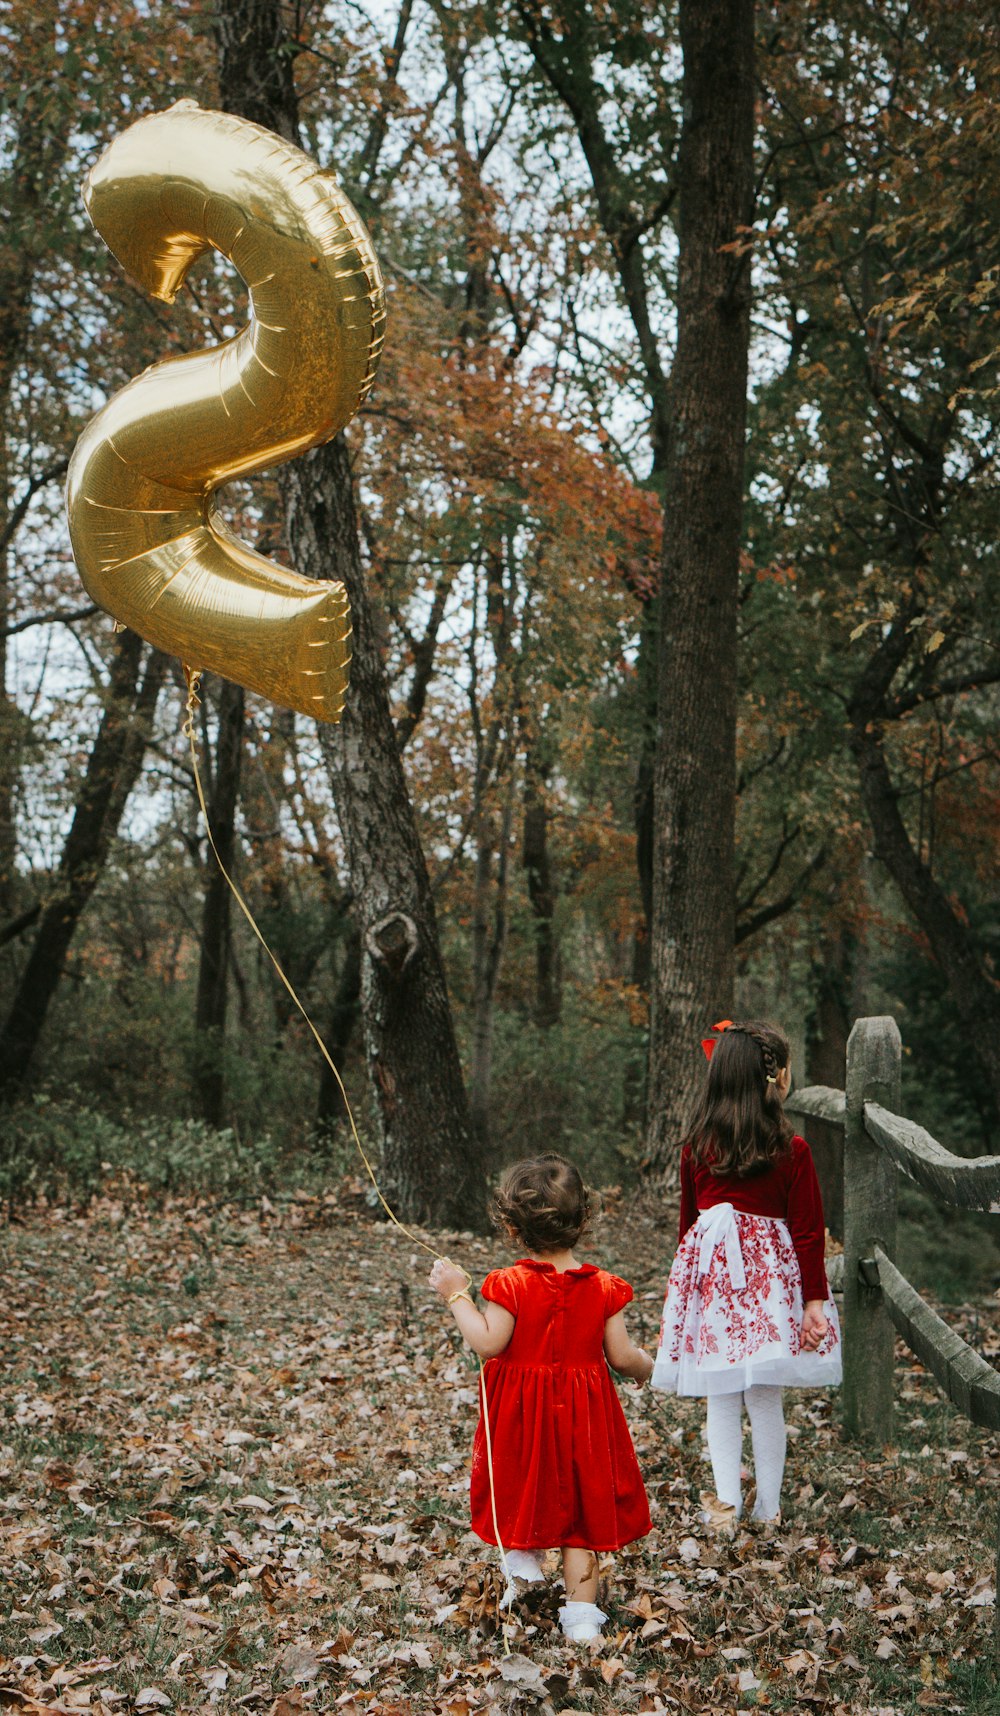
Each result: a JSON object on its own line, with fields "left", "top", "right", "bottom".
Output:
{"left": 480, "top": 1268, "right": 518, "bottom": 1314}
{"left": 603, "top": 1273, "right": 634, "bottom": 1317}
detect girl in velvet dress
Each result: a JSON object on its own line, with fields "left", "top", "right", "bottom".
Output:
{"left": 430, "top": 1153, "right": 652, "bottom": 1642}
{"left": 652, "top": 1020, "right": 841, "bottom": 1529}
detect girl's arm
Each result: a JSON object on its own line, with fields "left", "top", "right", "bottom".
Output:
{"left": 429, "top": 1259, "right": 515, "bottom": 1359}
{"left": 603, "top": 1311, "right": 653, "bottom": 1383}
{"left": 786, "top": 1137, "right": 829, "bottom": 1304}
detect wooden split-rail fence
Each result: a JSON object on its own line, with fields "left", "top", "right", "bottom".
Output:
{"left": 785, "top": 1015, "right": 1000, "bottom": 1651}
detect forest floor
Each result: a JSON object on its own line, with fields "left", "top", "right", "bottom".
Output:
{"left": 0, "top": 1182, "right": 996, "bottom": 1716}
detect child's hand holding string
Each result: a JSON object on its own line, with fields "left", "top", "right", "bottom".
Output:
{"left": 429, "top": 1259, "right": 515, "bottom": 1360}
{"left": 429, "top": 1258, "right": 471, "bottom": 1304}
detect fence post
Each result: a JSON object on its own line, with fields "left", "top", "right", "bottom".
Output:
{"left": 842, "top": 1015, "right": 900, "bottom": 1440}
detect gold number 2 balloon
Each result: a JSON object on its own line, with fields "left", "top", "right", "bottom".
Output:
{"left": 66, "top": 100, "right": 386, "bottom": 722}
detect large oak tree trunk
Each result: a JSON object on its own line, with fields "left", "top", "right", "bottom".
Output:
{"left": 646, "top": 0, "right": 755, "bottom": 1174}
{"left": 216, "top": 0, "right": 485, "bottom": 1226}
{"left": 0, "top": 632, "right": 165, "bottom": 1096}
{"left": 192, "top": 678, "right": 244, "bottom": 1127}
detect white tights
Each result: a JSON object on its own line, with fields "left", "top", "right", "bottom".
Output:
{"left": 705, "top": 1385, "right": 786, "bottom": 1521}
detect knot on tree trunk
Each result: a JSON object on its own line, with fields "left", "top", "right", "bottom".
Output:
{"left": 367, "top": 910, "right": 419, "bottom": 977}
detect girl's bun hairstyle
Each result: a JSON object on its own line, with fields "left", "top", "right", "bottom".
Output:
{"left": 491, "top": 1153, "right": 590, "bottom": 1253}
{"left": 685, "top": 1020, "right": 794, "bottom": 1176}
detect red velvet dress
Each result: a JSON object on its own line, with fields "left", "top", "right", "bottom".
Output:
{"left": 469, "top": 1259, "right": 651, "bottom": 1552}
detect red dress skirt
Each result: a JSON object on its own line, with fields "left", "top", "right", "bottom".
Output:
{"left": 469, "top": 1259, "right": 651, "bottom": 1552}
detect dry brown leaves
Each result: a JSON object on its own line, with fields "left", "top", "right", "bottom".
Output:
{"left": 0, "top": 1183, "right": 995, "bottom": 1715}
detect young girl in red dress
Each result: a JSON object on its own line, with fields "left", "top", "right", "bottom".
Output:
{"left": 430, "top": 1153, "right": 652, "bottom": 1642}
{"left": 652, "top": 1020, "right": 841, "bottom": 1528}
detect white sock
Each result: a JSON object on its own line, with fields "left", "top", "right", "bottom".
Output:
{"left": 504, "top": 1549, "right": 544, "bottom": 1582}
{"left": 559, "top": 1600, "right": 607, "bottom": 1641}
{"left": 705, "top": 1391, "right": 744, "bottom": 1514}
{"left": 745, "top": 1383, "right": 786, "bottom": 1519}
{"left": 499, "top": 1549, "right": 546, "bottom": 1608}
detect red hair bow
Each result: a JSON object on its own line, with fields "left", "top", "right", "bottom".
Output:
{"left": 701, "top": 1020, "right": 734, "bottom": 1061}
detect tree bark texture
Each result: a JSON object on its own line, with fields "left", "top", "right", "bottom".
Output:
{"left": 192, "top": 678, "right": 245, "bottom": 1128}
{"left": 216, "top": 0, "right": 485, "bottom": 1227}
{"left": 646, "top": 0, "right": 755, "bottom": 1173}
{"left": 0, "top": 632, "right": 166, "bottom": 1097}
{"left": 631, "top": 602, "right": 657, "bottom": 993}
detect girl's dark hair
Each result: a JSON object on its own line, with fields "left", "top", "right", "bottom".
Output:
{"left": 685, "top": 1020, "right": 794, "bottom": 1176}
{"left": 491, "top": 1153, "right": 590, "bottom": 1253}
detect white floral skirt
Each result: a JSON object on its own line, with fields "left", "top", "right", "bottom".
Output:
{"left": 651, "top": 1204, "right": 842, "bottom": 1396}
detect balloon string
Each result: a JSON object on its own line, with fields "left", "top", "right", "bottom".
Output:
{"left": 182, "top": 667, "right": 433, "bottom": 1255}
{"left": 181, "top": 667, "right": 513, "bottom": 1648}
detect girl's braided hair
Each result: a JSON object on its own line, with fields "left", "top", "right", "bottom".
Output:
{"left": 491, "top": 1153, "right": 590, "bottom": 1253}
{"left": 685, "top": 1019, "right": 794, "bottom": 1176}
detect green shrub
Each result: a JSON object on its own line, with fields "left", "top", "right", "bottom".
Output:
{"left": 0, "top": 1092, "right": 354, "bottom": 1211}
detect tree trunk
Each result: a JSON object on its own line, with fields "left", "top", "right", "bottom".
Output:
{"left": 216, "top": 0, "right": 485, "bottom": 1226}
{"left": 801, "top": 930, "right": 854, "bottom": 1241}
{"left": 631, "top": 600, "right": 657, "bottom": 993}
{"left": 522, "top": 743, "right": 560, "bottom": 1027}
{"left": 192, "top": 677, "right": 244, "bottom": 1127}
{"left": 469, "top": 786, "right": 514, "bottom": 1146}
{"left": 645, "top": 0, "right": 755, "bottom": 1175}
{"left": 806, "top": 933, "right": 854, "bottom": 1089}
{"left": 0, "top": 632, "right": 165, "bottom": 1096}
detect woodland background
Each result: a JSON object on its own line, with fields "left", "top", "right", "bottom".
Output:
{"left": 1, "top": 0, "right": 1000, "bottom": 1296}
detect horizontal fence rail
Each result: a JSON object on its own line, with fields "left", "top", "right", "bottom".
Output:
{"left": 872, "top": 1246, "right": 1000, "bottom": 1432}
{"left": 864, "top": 1103, "right": 1000, "bottom": 1214}
{"left": 789, "top": 1077, "right": 1000, "bottom": 1214}
{"left": 786, "top": 1085, "right": 846, "bottom": 1126}
{"left": 789, "top": 1081, "right": 1000, "bottom": 1211}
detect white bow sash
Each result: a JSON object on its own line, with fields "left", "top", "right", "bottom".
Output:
{"left": 695, "top": 1202, "right": 746, "bottom": 1292}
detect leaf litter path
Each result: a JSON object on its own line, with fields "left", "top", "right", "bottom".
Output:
{"left": 0, "top": 1185, "right": 996, "bottom": 1716}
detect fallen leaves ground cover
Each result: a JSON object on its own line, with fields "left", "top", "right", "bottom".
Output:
{"left": 0, "top": 1182, "right": 996, "bottom": 1715}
